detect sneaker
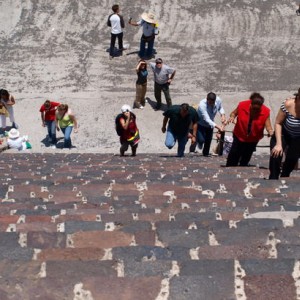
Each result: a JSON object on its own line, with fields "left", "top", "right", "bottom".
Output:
{"left": 139, "top": 106, "right": 144, "bottom": 109}
{"left": 50, "top": 145, "right": 57, "bottom": 149}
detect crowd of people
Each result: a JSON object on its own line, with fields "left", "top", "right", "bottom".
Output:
{"left": 0, "top": 5, "right": 299, "bottom": 181}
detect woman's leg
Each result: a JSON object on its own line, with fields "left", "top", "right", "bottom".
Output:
{"left": 0, "top": 115, "right": 6, "bottom": 131}
{"left": 134, "top": 84, "right": 143, "bottom": 108}
{"left": 281, "top": 137, "right": 300, "bottom": 177}
{"left": 226, "top": 136, "right": 242, "bottom": 166}
{"left": 269, "top": 134, "right": 285, "bottom": 179}
{"left": 61, "top": 126, "right": 73, "bottom": 148}
{"left": 239, "top": 142, "right": 257, "bottom": 166}
{"left": 120, "top": 141, "right": 129, "bottom": 156}
{"left": 140, "top": 84, "right": 147, "bottom": 106}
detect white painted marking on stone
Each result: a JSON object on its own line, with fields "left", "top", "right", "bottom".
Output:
{"left": 8, "top": 185, "right": 14, "bottom": 192}
{"left": 41, "top": 186, "right": 48, "bottom": 192}
{"left": 202, "top": 190, "right": 215, "bottom": 199}
{"left": 105, "top": 222, "right": 115, "bottom": 231}
{"left": 199, "top": 208, "right": 206, "bottom": 213}
{"left": 292, "top": 260, "right": 300, "bottom": 300}
{"left": 48, "top": 194, "right": 53, "bottom": 199}
{"left": 151, "top": 222, "right": 156, "bottom": 230}
{"left": 33, "top": 249, "right": 42, "bottom": 260}
{"left": 67, "top": 176, "right": 73, "bottom": 179}
{"left": 141, "top": 203, "right": 147, "bottom": 209}
{"left": 155, "top": 261, "right": 180, "bottom": 300}
{"left": 142, "top": 251, "right": 156, "bottom": 262}
{"left": 116, "top": 260, "right": 125, "bottom": 277}
{"left": 155, "top": 208, "right": 161, "bottom": 214}
{"left": 132, "top": 213, "right": 139, "bottom": 220}
{"left": 163, "top": 191, "right": 176, "bottom": 203}
{"left": 57, "top": 222, "right": 65, "bottom": 233}
{"left": 188, "top": 222, "right": 197, "bottom": 230}
{"left": 266, "top": 232, "right": 280, "bottom": 259}
{"left": 30, "top": 192, "right": 36, "bottom": 198}
{"left": 234, "top": 260, "right": 247, "bottom": 300}
{"left": 190, "top": 247, "right": 199, "bottom": 260}
{"left": 82, "top": 197, "right": 87, "bottom": 204}
{"left": 169, "top": 214, "right": 175, "bottom": 221}
{"left": 51, "top": 215, "right": 59, "bottom": 223}
{"left": 6, "top": 224, "right": 16, "bottom": 232}
{"left": 109, "top": 206, "right": 114, "bottom": 214}
{"left": 155, "top": 234, "right": 165, "bottom": 247}
{"left": 263, "top": 198, "right": 269, "bottom": 207}
{"left": 212, "top": 202, "right": 217, "bottom": 208}
{"left": 73, "top": 204, "right": 78, "bottom": 210}
{"left": 243, "top": 182, "right": 260, "bottom": 199}
{"left": 181, "top": 203, "right": 190, "bottom": 210}
{"left": 76, "top": 191, "right": 82, "bottom": 197}
{"left": 37, "top": 262, "right": 47, "bottom": 278}
{"left": 60, "top": 209, "right": 66, "bottom": 215}
{"left": 73, "top": 283, "right": 94, "bottom": 300}
{"left": 188, "top": 182, "right": 202, "bottom": 191}
{"left": 101, "top": 248, "right": 113, "bottom": 260}
{"left": 229, "top": 220, "right": 239, "bottom": 229}
{"left": 216, "top": 213, "right": 222, "bottom": 220}
{"left": 66, "top": 235, "right": 74, "bottom": 248}
{"left": 136, "top": 181, "right": 148, "bottom": 191}
{"left": 243, "top": 208, "right": 250, "bottom": 219}
{"left": 96, "top": 215, "right": 101, "bottom": 222}
{"left": 18, "top": 233, "right": 27, "bottom": 248}
{"left": 41, "top": 176, "right": 47, "bottom": 180}
{"left": 72, "top": 186, "right": 78, "bottom": 191}
{"left": 9, "top": 210, "right": 17, "bottom": 215}
{"left": 3, "top": 198, "right": 15, "bottom": 203}
{"left": 249, "top": 211, "right": 298, "bottom": 227}
{"left": 217, "top": 184, "right": 228, "bottom": 193}
{"left": 17, "top": 215, "right": 26, "bottom": 224}
{"left": 130, "top": 236, "right": 137, "bottom": 246}
{"left": 208, "top": 231, "right": 220, "bottom": 246}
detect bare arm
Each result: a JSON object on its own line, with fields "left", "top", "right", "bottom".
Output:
{"left": 227, "top": 107, "right": 238, "bottom": 124}
{"left": 264, "top": 116, "right": 273, "bottom": 136}
{"left": 271, "top": 109, "right": 286, "bottom": 157}
{"left": 120, "top": 112, "right": 131, "bottom": 130}
{"left": 41, "top": 112, "right": 45, "bottom": 126}
{"left": 69, "top": 114, "right": 78, "bottom": 132}
{"left": 162, "top": 116, "right": 169, "bottom": 133}
{"left": 168, "top": 70, "right": 176, "bottom": 84}
{"left": 128, "top": 19, "right": 139, "bottom": 26}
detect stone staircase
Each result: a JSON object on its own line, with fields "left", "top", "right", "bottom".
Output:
{"left": 0, "top": 153, "right": 299, "bottom": 300}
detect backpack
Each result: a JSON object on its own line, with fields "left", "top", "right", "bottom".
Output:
{"left": 115, "top": 114, "right": 124, "bottom": 136}
{"left": 115, "top": 113, "right": 136, "bottom": 136}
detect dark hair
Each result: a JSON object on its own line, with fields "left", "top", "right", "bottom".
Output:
{"left": 112, "top": 4, "right": 119, "bottom": 13}
{"left": 250, "top": 92, "right": 264, "bottom": 105}
{"left": 180, "top": 103, "right": 189, "bottom": 111}
{"left": 138, "top": 60, "right": 147, "bottom": 70}
{"left": 44, "top": 100, "right": 51, "bottom": 106}
{"left": 0, "top": 89, "right": 9, "bottom": 98}
{"left": 294, "top": 88, "right": 300, "bottom": 98}
{"left": 207, "top": 92, "right": 216, "bottom": 101}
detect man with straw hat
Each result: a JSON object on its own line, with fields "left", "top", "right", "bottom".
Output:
{"left": 129, "top": 12, "right": 159, "bottom": 59}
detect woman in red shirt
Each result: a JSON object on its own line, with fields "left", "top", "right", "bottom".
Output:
{"left": 226, "top": 93, "right": 273, "bottom": 166}
{"left": 118, "top": 105, "right": 140, "bottom": 156}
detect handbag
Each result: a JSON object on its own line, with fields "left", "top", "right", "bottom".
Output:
{"left": 0, "top": 105, "right": 9, "bottom": 117}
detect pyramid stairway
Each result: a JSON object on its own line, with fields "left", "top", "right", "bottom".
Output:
{"left": 0, "top": 153, "right": 299, "bottom": 300}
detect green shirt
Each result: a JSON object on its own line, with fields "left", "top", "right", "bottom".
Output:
{"left": 163, "top": 105, "right": 198, "bottom": 137}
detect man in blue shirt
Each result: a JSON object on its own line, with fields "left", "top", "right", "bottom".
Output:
{"left": 196, "top": 92, "right": 226, "bottom": 156}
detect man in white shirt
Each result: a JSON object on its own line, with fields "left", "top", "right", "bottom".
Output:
{"left": 107, "top": 4, "right": 125, "bottom": 59}
{"left": 196, "top": 92, "right": 226, "bottom": 156}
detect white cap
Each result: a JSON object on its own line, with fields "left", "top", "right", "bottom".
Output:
{"left": 121, "top": 104, "right": 132, "bottom": 113}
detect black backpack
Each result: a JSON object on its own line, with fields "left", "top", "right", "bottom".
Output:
{"left": 115, "top": 113, "right": 136, "bottom": 136}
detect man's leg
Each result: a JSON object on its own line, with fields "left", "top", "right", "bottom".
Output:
{"left": 202, "top": 127, "right": 214, "bottom": 156}
{"left": 139, "top": 37, "right": 146, "bottom": 58}
{"left": 110, "top": 33, "right": 117, "bottom": 56}
{"left": 146, "top": 38, "right": 154, "bottom": 57}
{"left": 154, "top": 82, "right": 162, "bottom": 109}
{"left": 165, "top": 127, "right": 176, "bottom": 150}
{"left": 177, "top": 135, "right": 188, "bottom": 157}
{"left": 117, "top": 32, "right": 124, "bottom": 50}
{"left": 161, "top": 84, "right": 172, "bottom": 107}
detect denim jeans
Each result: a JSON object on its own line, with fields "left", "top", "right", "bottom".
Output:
{"left": 139, "top": 36, "right": 154, "bottom": 58}
{"left": 61, "top": 126, "right": 73, "bottom": 148}
{"left": 45, "top": 120, "right": 57, "bottom": 144}
{"left": 165, "top": 127, "right": 188, "bottom": 157}
{"left": 110, "top": 32, "right": 123, "bottom": 56}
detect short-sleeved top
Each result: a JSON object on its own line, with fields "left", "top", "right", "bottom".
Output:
{"left": 107, "top": 14, "right": 124, "bottom": 34}
{"left": 40, "top": 102, "right": 60, "bottom": 121}
{"left": 7, "top": 137, "right": 26, "bottom": 151}
{"left": 56, "top": 111, "right": 74, "bottom": 128}
{"left": 233, "top": 100, "right": 270, "bottom": 143}
{"left": 198, "top": 96, "right": 225, "bottom": 128}
{"left": 150, "top": 63, "right": 175, "bottom": 85}
{"left": 137, "top": 20, "right": 155, "bottom": 37}
{"left": 163, "top": 105, "right": 199, "bottom": 137}
{"left": 281, "top": 101, "right": 300, "bottom": 137}
{"left": 136, "top": 69, "right": 148, "bottom": 85}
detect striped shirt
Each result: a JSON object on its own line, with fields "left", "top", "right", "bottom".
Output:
{"left": 281, "top": 101, "right": 300, "bottom": 137}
